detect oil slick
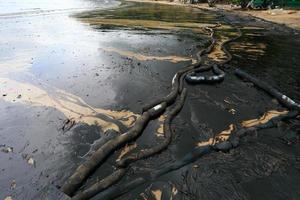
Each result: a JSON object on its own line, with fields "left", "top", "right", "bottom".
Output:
{"left": 230, "top": 42, "right": 266, "bottom": 61}
{"left": 116, "top": 142, "right": 137, "bottom": 161}
{"left": 156, "top": 115, "right": 166, "bottom": 137}
{"left": 197, "top": 110, "right": 288, "bottom": 147}
{"left": 102, "top": 47, "right": 196, "bottom": 63}
{"left": 0, "top": 77, "right": 139, "bottom": 132}
{"left": 197, "top": 124, "right": 235, "bottom": 147}
{"left": 80, "top": 18, "right": 212, "bottom": 34}
{"left": 207, "top": 35, "right": 230, "bottom": 62}
{"left": 140, "top": 184, "right": 178, "bottom": 200}
{"left": 151, "top": 189, "right": 162, "bottom": 200}
{"left": 78, "top": 9, "right": 245, "bottom": 66}
{"left": 241, "top": 110, "right": 288, "bottom": 128}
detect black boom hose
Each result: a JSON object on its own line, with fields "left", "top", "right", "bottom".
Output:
{"left": 235, "top": 69, "right": 300, "bottom": 111}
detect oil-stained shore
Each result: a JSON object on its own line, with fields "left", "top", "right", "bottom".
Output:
{"left": 0, "top": 0, "right": 300, "bottom": 199}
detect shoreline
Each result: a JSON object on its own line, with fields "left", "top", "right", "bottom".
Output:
{"left": 126, "top": 0, "right": 300, "bottom": 31}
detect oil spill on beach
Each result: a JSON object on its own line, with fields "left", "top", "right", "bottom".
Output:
{"left": 0, "top": 0, "right": 300, "bottom": 199}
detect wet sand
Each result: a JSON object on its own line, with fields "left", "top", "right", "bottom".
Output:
{"left": 0, "top": 0, "right": 300, "bottom": 200}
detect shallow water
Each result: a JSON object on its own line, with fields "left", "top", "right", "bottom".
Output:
{"left": 0, "top": 0, "right": 300, "bottom": 199}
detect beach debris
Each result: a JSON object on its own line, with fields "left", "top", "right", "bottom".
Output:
{"left": 151, "top": 189, "right": 162, "bottom": 200}
{"left": 228, "top": 108, "right": 236, "bottom": 114}
{"left": 10, "top": 180, "right": 16, "bottom": 190}
{"left": 224, "top": 97, "right": 237, "bottom": 105}
{"left": 224, "top": 99, "right": 231, "bottom": 104}
{"left": 22, "top": 154, "right": 35, "bottom": 167}
{"left": 61, "top": 118, "right": 75, "bottom": 132}
{"left": 4, "top": 196, "right": 13, "bottom": 200}
{"left": 171, "top": 185, "right": 178, "bottom": 196}
{"left": 193, "top": 164, "right": 199, "bottom": 168}
{"left": 27, "top": 157, "right": 35, "bottom": 166}
{"left": 32, "top": 149, "right": 38, "bottom": 154}
{"left": 1, "top": 146, "right": 13, "bottom": 153}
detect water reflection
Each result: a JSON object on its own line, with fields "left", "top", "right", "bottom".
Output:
{"left": 0, "top": 0, "right": 119, "bottom": 17}
{"left": 0, "top": 77, "right": 138, "bottom": 132}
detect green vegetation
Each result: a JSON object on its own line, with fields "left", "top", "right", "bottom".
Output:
{"left": 229, "top": 0, "right": 300, "bottom": 8}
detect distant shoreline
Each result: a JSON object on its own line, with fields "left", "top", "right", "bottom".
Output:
{"left": 125, "top": 0, "right": 300, "bottom": 31}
